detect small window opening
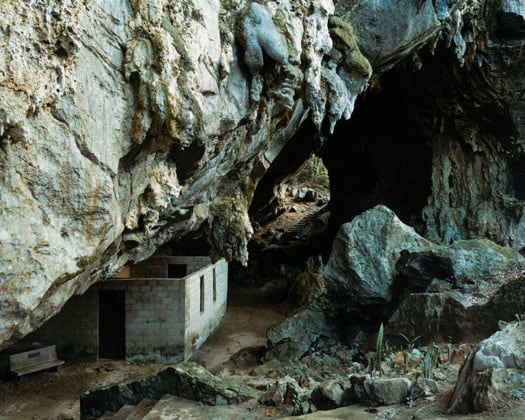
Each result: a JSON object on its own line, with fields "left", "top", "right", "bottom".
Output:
{"left": 200, "top": 275, "right": 205, "bottom": 313}
{"left": 168, "top": 264, "right": 187, "bottom": 278}
{"left": 213, "top": 268, "right": 217, "bottom": 302}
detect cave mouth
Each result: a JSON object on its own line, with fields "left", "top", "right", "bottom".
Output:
{"left": 320, "top": 76, "right": 434, "bottom": 240}
{"left": 249, "top": 65, "right": 435, "bottom": 263}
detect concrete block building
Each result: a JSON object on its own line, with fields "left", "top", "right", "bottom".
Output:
{"left": 20, "top": 257, "right": 228, "bottom": 362}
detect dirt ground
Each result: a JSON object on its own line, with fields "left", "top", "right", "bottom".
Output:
{"left": 0, "top": 360, "right": 165, "bottom": 419}
{"left": 0, "top": 284, "right": 285, "bottom": 420}
{"left": 191, "top": 284, "right": 285, "bottom": 371}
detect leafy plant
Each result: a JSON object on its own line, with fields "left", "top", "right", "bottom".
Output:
{"left": 422, "top": 345, "right": 439, "bottom": 379}
{"left": 376, "top": 323, "right": 384, "bottom": 377}
{"left": 422, "top": 352, "right": 432, "bottom": 379}
{"left": 291, "top": 154, "right": 329, "bottom": 189}
{"left": 292, "top": 394, "right": 302, "bottom": 415}
{"left": 398, "top": 333, "right": 421, "bottom": 351}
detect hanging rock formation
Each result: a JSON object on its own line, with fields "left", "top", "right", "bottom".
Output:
{"left": 0, "top": 0, "right": 370, "bottom": 349}
{"left": 1, "top": 0, "right": 524, "bottom": 352}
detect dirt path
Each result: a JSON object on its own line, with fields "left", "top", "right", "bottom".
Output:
{"left": 0, "top": 284, "right": 284, "bottom": 420}
{"left": 191, "top": 283, "right": 286, "bottom": 371}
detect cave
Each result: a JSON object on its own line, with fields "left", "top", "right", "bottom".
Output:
{"left": 320, "top": 68, "right": 434, "bottom": 239}
{"left": 2, "top": 1, "right": 525, "bottom": 418}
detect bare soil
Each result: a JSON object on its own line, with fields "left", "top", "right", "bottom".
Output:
{"left": 0, "top": 283, "right": 285, "bottom": 420}
{"left": 0, "top": 360, "right": 165, "bottom": 419}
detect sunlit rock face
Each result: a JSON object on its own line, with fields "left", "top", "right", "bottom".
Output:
{"left": 0, "top": 0, "right": 370, "bottom": 348}
{"left": 1, "top": 0, "right": 524, "bottom": 351}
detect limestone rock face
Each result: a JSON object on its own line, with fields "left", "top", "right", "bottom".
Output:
{"left": 322, "top": 0, "right": 525, "bottom": 253}
{"left": 388, "top": 242, "right": 525, "bottom": 343}
{"left": 448, "top": 322, "right": 525, "bottom": 413}
{"left": 0, "top": 0, "right": 371, "bottom": 348}
{"left": 324, "top": 205, "right": 434, "bottom": 311}
{"left": 1, "top": 0, "right": 525, "bottom": 355}
{"left": 336, "top": 0, "right": 443, "bottom": 70}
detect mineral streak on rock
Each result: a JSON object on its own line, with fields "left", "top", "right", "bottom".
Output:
{"left": 1, "top": 0, "right": 525, "bottom": 356}
{"left": 0, "top": 0, "right": 373, "bottom": 349}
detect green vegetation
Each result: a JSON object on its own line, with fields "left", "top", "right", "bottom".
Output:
{"left": 292, "top": 154, "right": 329, "bottom": 190}
{"left": 376, "top": 323, "right": 384, "bottom": 377}
{"left": 399, "top": 333, "right": 421, "bottom": 351}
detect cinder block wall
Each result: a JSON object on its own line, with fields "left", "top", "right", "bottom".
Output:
{"left": 14, "top": 256, "right": 226, "bottom": 363}
{"left": 102, "top": 279, "right": 186, "bottom": 362}
{"left": 17, "top": 287, "right": 99, "bottom": 357}
{"left": 128, "top": 256, "right": 211, "bottom": 278}
{"left": 184, "top": 259, "right": 228, "bottom": 359}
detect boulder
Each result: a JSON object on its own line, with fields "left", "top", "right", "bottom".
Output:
{"left": 448, "top": 322, "right": 525, "bottom": 413}
{"left": 363, "top": 377, "right": 413, "bottom": 406}
{"left": 309, "top": 375, "right": 413, "bottom": 408}
{"left": 337, "top": 0, "right": 444, "bottom": 70}
{"left": 324, "top": 205, "right": 435, "bottom": 313}
{"left": 310, "top": 379, "right": 345, "bottom": 410}
{"left": 388, "top": 241, "right": 525, "bottom": 343}
{"left": 266, "top": 302, "right": 339, "bottom": 360}
{"left": 396, "top": 239, "right": 525, "bottom": 291}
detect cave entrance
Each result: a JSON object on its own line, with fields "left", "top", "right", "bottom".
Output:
{"left": 99, "top": 290, "right": 125, "bottom": 359}
{"left": 320, "top": 66, "right": 434, "bottom": 239}
{"left": 248, "top": 120, "right": 332, "bottom": 262}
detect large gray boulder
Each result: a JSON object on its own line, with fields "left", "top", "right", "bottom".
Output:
{"left": 388, "top": 241, "right": 525, "bottom": 343}
{"left": 324, "top": 205, "right": 435, "bottom": 312}
{"left": 448, "top": 322, "right": 525, "bottom": 414}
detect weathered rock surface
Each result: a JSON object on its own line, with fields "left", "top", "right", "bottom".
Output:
{"left": 310, "top": 379, "right": 345, "bottom": 410}
{"left": 448, "top": 322, "right": 525, "bottom": 414}
{"left": 336, "top": 0, "right": 444, "bottom": 71}
{"left": 0, "top": 0, "right": 371, "bottom": 348}
{"left": 324, "top": 205, "right": 434, "bottom": 311}
{"left": 266, "top": 302, "right": 339, "bottom": 360}
{"left": 363, "top": 377, "right": 413, "bottom": 406}
{"left": 388, "top": 241, "right": 525, "bottom": 342}
{"left": 80, "top": 362, "right": 261, "bottom": 417}
{"left": 323, "top": 0, "right": 525, "bottom": 254}
{"left": 2, "top": 0, "right": 525, "bottom": 354}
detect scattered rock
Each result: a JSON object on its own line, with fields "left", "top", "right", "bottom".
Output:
{"left": 250, "top": 359, "right": 282, "bottom": 377}
{"left": 448, "top": 321, "right": 525, "bottom": 414}
{"left": 229, "top": 346, "right": 267, "bottom": 368}
{"left": 310, "top": 379, "right": 345, "bottom": 410}
{"left": 364, "top": 377, "right": 413, "bottom": 406}
{"left": 80, "top": 362, "right": 261, "bottom": 417}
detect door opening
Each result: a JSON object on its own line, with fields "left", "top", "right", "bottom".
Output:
{"left": 99, "top": 290, "right": 125, "bottom": 359}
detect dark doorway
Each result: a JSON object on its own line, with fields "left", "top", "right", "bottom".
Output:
{"left": 99, "top": 290, "right": 125, "bottom": 359}
{"left": 168, "top": 264, "right": 187, "bottom": 278}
